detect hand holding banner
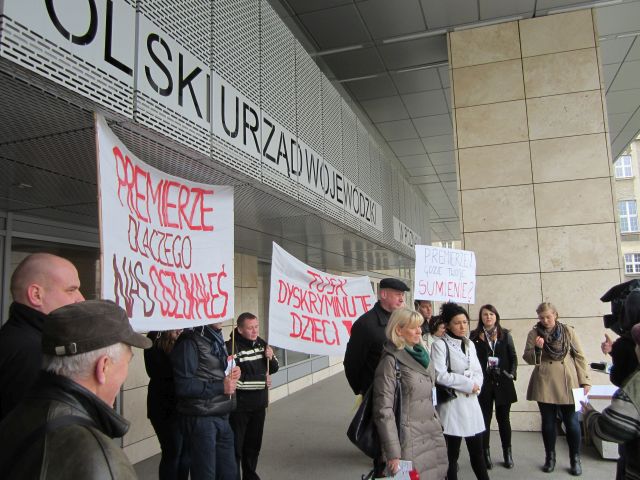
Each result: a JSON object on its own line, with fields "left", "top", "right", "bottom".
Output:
{"left": 268, "top": 243, "right": 376, "bottom": 356}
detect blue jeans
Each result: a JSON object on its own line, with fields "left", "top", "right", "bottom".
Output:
{"left": 538, "top": 402, "right": 581, "bottom": 457}
{"left": 180, "top": 414, "right": 237, "bottom": 480}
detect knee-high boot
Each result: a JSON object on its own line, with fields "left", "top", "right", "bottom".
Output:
{"left": 483, "top": 448, "right": 493, "bottom": 470}
{"left": 503, "top": 446, "right": 514, "bottom": 469}
{"left": 570, "top": 454, "right": 582, "bottom": 476}
{"left": 542, "top": 451, "right": 556, "bottom": 473}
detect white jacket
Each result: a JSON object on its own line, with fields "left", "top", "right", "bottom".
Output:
{"left": 432, "top": 333, "right": 486, "bottom": 437}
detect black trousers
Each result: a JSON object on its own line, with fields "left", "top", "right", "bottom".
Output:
{"left": 444, "top": 433, "right": 490, "bottom": 480}
{"left": 149, "top": 414, "right": 189, "bottom": 480}
{"left": 479, "top": 394, "right": 512, "bottom": 450}
{"left": 229, "top": 408, "right": 266, "bottom": 480}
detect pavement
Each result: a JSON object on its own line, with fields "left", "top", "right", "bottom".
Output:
{"left": 134, "top": 373, "right": 617, "bottom": 479}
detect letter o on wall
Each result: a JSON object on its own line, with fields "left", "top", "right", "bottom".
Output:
{"left": 46, "top": 0, "right": 98, "bottom": 46}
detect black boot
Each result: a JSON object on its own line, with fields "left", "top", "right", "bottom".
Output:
{"left": 542, "top": 451, "right": 556, "bottom": 473}
{"left": 570, "top": 454, "right": 582, "bottom": 476}
{"left": 503, "top": 446, "right": 514, "bottom": 469}
{"left": 484, "top": 448, "right": 493, "bottom": 470}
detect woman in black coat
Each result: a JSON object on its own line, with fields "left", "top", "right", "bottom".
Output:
{"left": 144, "top": 330, "right": 189, "bottom": 480}
{"left": 470, "top": 304, "right": 518, "bottom": 470}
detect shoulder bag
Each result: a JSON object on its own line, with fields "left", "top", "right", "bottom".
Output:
{"left": 435, "top": 340, "right": 457, "bottom": 404}
{"left": 347, "top": 356, "right": 402, "bottom": 459}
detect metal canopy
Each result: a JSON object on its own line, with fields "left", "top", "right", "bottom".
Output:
{"left": 270, "top": 0, "right": 640, "bottom": 242}
{"left": 0, "top": 67, "right": 413, "bottom": 275}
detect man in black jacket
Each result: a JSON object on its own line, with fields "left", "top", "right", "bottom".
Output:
{"left": 344, "top": 277, "right": 409, "bottom": 395}
{"left": 172, "top": 322, "right": 241, "bottom": 480}
{"left": 0, "top": 299, "right": 152, "bottom": 478}
{"left": 0, "top": 252, "right": 84, "bottom": 420}
{"left": 226, "top": 312, "right": 279, "bottom": 480}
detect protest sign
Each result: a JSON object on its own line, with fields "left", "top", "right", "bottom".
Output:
{"left": 414, "top": 245, "right": 476, "bottom": 304}
{"left": 268, "top": 243, "right": 376, "bottom": 356}
{"left": 96, "top": 115, "right": 234, "bottom": 331}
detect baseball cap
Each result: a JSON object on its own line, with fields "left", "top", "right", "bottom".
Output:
{"left": 379, "top": 278, "right": 410, "bottom": 292}
{"left": 43, "top": 300, "right": 152, "bottom": 356}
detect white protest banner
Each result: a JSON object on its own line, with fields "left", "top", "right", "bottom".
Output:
{"left": 96, "top": 115, "right": 234, "bottom": 331}
{"left": 268, "top": 243, "right": 376, "bottom": 356}
{"left": 414, "top": 245, "right": 476, "bottom": 304}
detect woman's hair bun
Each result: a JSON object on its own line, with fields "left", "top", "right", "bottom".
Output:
{"left": 439, "top": 301, "right": 468, "bottom": 323}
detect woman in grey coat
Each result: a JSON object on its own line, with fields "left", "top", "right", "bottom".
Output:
{"left": 373, "top": 307, "right": 448, "bottom": 479}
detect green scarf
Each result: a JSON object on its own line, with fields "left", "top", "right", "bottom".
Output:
{"left": 405, "top": 343, "right": 430, "bottom": 368}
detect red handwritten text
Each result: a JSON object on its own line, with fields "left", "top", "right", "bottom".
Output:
{"left": 112, "top": 254, "right": 229, "bottom": 320}
{"left": 128, "top": 216, "right": 192, "bottom": 268}
{"left": 289, "top": 312, "right": 341, "bottom": 345}
{"left": 277, "top": 279, "right": 371, "bottom": 317}
{"left": 113, "top": 146, "right": 214, "bottom": 231}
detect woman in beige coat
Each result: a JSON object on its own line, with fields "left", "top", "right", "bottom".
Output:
{"left": 523, "top": 302, "right": 591, "bottom": 476}
{"left": 373, "top": 308, "right": 448, "bottom": 479}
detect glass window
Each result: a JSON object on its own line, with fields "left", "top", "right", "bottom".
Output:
{"left": 615, "top": 155, "right": 633, "bottom": 179}
{"left": 625, "top": 253, "right": 640, "bottom": 274}
{"left": 619, "top": 200, "right": 638, "bottom": 233}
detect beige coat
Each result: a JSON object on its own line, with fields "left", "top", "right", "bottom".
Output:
{"left": 523, "top": 324, "right": 591, "bottom": 404}
{"left": 373, "top": 343, "right": 448, "bottom": 479}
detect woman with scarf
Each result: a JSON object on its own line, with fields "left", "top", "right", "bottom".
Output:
{"left": 470, "top": 305, "right": 517, "bottom": 470}
{"left": 373, "top": 307, "right": 448, "bottom": 479}
{"left": 432, "top": 302, "right": 489, "bottom": 480}
{"left": 523, "top": 302, "right": 591, "bottom": 476}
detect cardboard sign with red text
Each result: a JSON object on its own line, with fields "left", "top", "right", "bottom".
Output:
{"left": 414, "top": 244, "right": 476, "bottom": 304}
{"left": 268, "top": 243, "right": 375, "bottom": 356}
{"left": 96, "top": 115, "right": 234, "bottom": 331}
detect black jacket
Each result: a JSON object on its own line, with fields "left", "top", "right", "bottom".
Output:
{"left": 610, "top": 336, "right": 639, "bottom": 387}
{"left": 0, "top": 371, "right": 136, "bottom": 479}
{"left": 344, "top": 301, "right": 391, "bottom": 395}
{"left": 0, "top": 302, "right": 46, "bottom": 420}
{"left": 226, "top": 329, "right": 279, "bottom": 411}
{"left": 171, "top": 326, "right": 235, "bottom": 416}
{"left": 144, "top": 332, "right": 177, "bottom": 420}
{"left": 471, "top": 328, "right": 518, "bottom": 405}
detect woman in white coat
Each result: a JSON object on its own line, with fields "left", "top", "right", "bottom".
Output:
{"left": 432, "top": 302, "right": 490, "bottom": 480}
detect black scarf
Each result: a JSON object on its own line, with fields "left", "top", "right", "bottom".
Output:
{"left": 535, "top": 321, "right": 569, "bottom": 361}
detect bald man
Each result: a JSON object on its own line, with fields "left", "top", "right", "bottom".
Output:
{"left": 0, "top": 253, "right": 84, "bottom": 419}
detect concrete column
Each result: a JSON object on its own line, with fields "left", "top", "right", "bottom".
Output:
{"left": 449, "top": 10, "right": 622, "bottom": 430}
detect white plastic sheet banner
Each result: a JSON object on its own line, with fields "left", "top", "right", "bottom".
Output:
{"left": 414, "top": 245, "right": 476, "bottom": 304}
{"left": 96, "top": 115, "right": 234, "bottom": 331}
{"left": 268, "top": 243, "right": 376, "bottom": 356}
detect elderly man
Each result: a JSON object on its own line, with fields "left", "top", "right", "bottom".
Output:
{"left": 344, "top": 277, "right": 409, "bottom": 396}
{"left": 0, "top": 253, "right": 84, "bottom": 420}
{"left": 0, "top": 299, "right": 151, "bottom": 478}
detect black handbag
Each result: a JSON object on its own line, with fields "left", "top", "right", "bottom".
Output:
{"left": 347, "top": 356, "right": 402, "bottom": 459}
{"left": 435, "top": 341, "right": 457, "bottom": 404}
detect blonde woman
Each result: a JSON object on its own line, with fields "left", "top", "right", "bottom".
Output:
{"left": 373, "top": 308, "right": 448, "bottom": 479}
{"left": 523, "top": 302, "right": 591, "bottom": 476}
